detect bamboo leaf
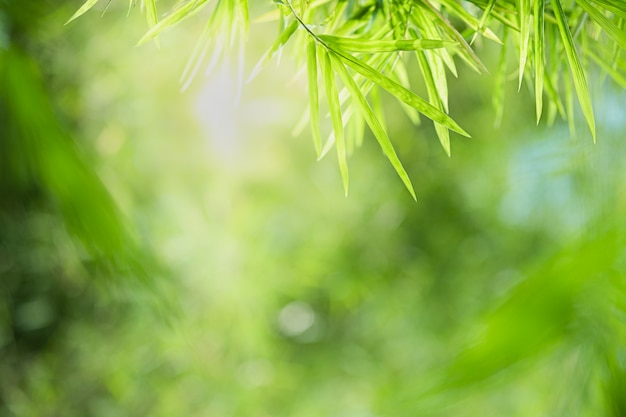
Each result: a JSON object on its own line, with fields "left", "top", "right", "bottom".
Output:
{"left": 493, "top": 27, "right": 509, "bottom": 128}
{"left": 417, "top": 50, "right": 451, "bottom": 156}
{"left": 329, "top": 52, "right": 417, "bottom": 201}
{"left": 329, "top": 46, "right": 470, "bottom": 138}
{"left": 564, "top": 69, "right": 576, "bottom": 136}
{"left": 321, "top": 48, "right": 349, "bottom": 195}
{"left": 534, "top": 0, "right": 545, "bottom": 123}
{"left": 137, "top": 0, "right": 210, "bottom": 45}
{"left": 144, "top": 0, "right": 160, "bottom": 47}
{"left": 551, "top": 0, "right": 596, "bottom": 141}
{"left": 518, "top": 0, "right": 531, "bottom": 90}
{"left": 66, "top": 0, "right": 101, "bottom": 24}
{"left": 306, "top": 37, "right": 322, "bottom": 158}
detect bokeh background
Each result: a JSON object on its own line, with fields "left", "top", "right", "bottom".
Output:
{"left": 1, "top": 1, "right": 626, "bottom": 416}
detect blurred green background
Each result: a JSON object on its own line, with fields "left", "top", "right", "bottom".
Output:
{"left": 1, "top": 1, "right": 625, "bottom": 416}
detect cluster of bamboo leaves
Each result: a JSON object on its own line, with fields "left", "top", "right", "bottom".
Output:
{"left": 68, "top": 0, "right": 626, "bottom": 198}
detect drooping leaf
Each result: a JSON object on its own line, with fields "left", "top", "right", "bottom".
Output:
{"left": 144, "top": 0, "right": 160, "bottom": 47}
{"left": 493, "top": 27, "right": 508, "bottom": 128}
{"left": 417, "top": 50, "right": 451, "bottom": 156}
{"left": 137, "top": 0, "right": 210, "bottom": 45}
{"left": 65, "top": 0, "right": 101, "bottom": 24}
{"left": 306, "top": 37, "right": 323, "bottom": 158}
{"left": 534, "top": 0, "right": 545, "bottom": 123}
{"left": 518, "top": 0, "right": 531, "bottom": 90}
{"left": 321, "top": 48, "right": 349, "bottom": 195}
{"left": 551, "top": 0, "right": 596, "bottom": 141}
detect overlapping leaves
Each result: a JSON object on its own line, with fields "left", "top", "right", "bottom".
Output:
{"left": 67, "top": 0, "right": 626, "bottom": 197}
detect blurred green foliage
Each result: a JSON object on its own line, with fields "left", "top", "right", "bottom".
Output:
{"left": 1, "top": 1, "right": 626, "bottom": 416}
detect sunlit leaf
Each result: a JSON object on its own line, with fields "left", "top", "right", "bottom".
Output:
{"left": 551, "top": 0, "right": 596, "bottom": 141}
{"left": 306, "top": 37, "right": 322, "bottom": 158}
{"left": 66, "top": 0, "right": 101, "bottom": 24}
{"left": 518, "top": 0, "right": 531, "bottom": 90}
{"left": 144, "top": 0, "right": 160, "bottom": 47}
{"left": 534, "top": 0, "right": 545, "bottom": 123}
{"left": 493, "top": 27, "right": 508, "bottom": 127}
{"left": 321, "top": 48, "right": 349, "bottom": 195}
{"left": 417, "top": 50, "right": 450, "bottom": 156}
{"left": 137, "top": 0, "right": 210, "bottom": 45}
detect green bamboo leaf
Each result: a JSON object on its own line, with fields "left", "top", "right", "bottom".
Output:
{"left": 409, "top": 26, "right": 449, "bottom": 114}
{"left": 318, "top": 35, "right": 455, "bottom": 53}
{"left": 534, "top": 0, "right": 545, "bottom": 123}
{"left": 329, "top": 52, "right": 417, "bottom": 201}
{"left": 417, "top": 51, "right": 451, "bottom": 156}
{"left": 137, "top": 0, "right": 210, "bottom": 45}
{"left": 590, "top": 0, "right": 626, "bottom": 20}
{"left": 576, "top": 0, "right": 626, "bottom": 51}
{"left": 328, "top": 46, "right": 470, "bottom": 138}
{"left": 518, "top": 0, "right": 531, "bottom": 90}
{"left": 493, "top": 27, "right": 508, "bottom": 128}
{"left": 551, "top": 0, "right": 596, "bottom": 141}
{"left": 65, "top": 0, "right": 101, "bottom": 24}
{"left": 321, "top": 48, "right": 349, "bottom": 195}
{"left": 544, "top": 24, "right": 567, "bottom": 121}
{"left": 353, "top": 107, "right": 365, "bottom": 148}
{"left": 306, "top": 37, "right": 322, "bottom": 158}
{"left": 144, "top": 0, "right": 160, "bottom": 47}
